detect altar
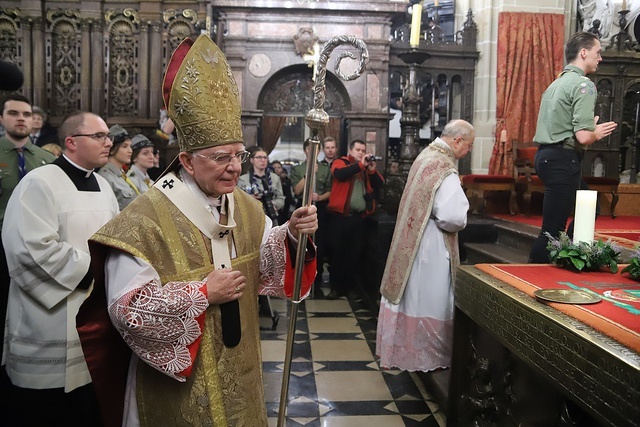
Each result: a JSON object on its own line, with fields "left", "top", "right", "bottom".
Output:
{"left": 448, "top": 265, "right": 640, "bottom": 427}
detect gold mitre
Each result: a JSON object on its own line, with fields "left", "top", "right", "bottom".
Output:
{"left": 162, "top": 34, "right": 243, "bottom": 152}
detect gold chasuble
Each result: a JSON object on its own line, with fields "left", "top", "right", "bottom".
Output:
{"left": 89, "top": 180, "right": 267, "bottom": 427}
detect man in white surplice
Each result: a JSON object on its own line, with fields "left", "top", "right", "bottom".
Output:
{"left": 377, "top": 120, "right": 474, "bottom": 372}
{"left": 2, "top": 111, "right": 119, "bottom": 426}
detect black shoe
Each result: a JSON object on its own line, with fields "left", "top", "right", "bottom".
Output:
{"left": 325, "top": 290, "right": 342, "bottom": 300}
{"left": 314, "top": 287, "right": 325, "bottom": 298}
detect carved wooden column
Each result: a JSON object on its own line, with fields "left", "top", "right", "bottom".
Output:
{"left": 138, "top": 20, "right": 150, "bottom": 118}
{"left": 30, "top": 17, "right": 45, "bottom": 106}
{"left": 90, "top": 20, "right": 104, "bottom": 116}
{"left": 149, "top": 20, "right": 163, "bottom": 117}
{"left": 80, "top": 18, "right": 92, "bottom": 111}
{"left": 20, "top": 17, "right": 32, "bottom": 98}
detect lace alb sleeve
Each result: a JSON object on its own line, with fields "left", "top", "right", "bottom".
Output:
{"left": 259, "top": 223, "right": 289, "bottom": 297}
{"left": 105, "top": 250, "right": 209, "bottom": 381}
{"left": 108, "top": 279, "right": 208, "bottom": 381}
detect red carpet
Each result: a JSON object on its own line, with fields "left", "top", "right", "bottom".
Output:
{"left": 476, "top": 263, "right": 640, "bottom": 352}
{"left": 492, "top": 214, "right": 640, "bottom": 248}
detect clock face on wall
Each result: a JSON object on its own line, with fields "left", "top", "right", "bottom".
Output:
{"left": 249, "top": 53, "right": 272, "bottom": 77}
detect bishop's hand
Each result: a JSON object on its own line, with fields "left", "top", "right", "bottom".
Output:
{"left": 204, "top": 268, "right": 246, "bottom": 304}
{"left": 288, "top": 205, "right": 318, "bottom": 240}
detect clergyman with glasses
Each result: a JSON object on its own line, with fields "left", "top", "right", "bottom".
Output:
{"left": 76, "top": 34, "right": 318, "bottom": 427}
{"left": 1, "top": 111, "right": 119, "bottom": 426}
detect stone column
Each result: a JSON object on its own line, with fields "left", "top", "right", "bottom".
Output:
{"left": 138, "top": 21, "right": 150, "bottom": 119}
{"left": 30, "top": 17, "right": 45, "bottom": 106}
{"left": 149, "top": 20, "right": 163, "bottom": 117}
{"left": 90, "top": 20, "right": 104, "bottom": 116}
{"left": 20, "top": 17, "right": 33, "bottom": 99}
{"left": 241, "top": 111, "right": 262, "bottom": 148}
{"left": 80, "top": 19, "right": 92, "bottom": 111}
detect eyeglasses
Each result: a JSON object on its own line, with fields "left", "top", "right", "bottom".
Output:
{"left": 71, "top": 132, "right": 113, "bottom": 143}
{"left": 193, "top": 151, "right": 250, "bottom": 165}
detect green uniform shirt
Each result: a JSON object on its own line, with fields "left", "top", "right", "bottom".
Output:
{"left": 0, "top": 136, "right": 56, "bottom": 226}
{"left": 290, "top": 160, "right": 332, "bottom": 197}
{"left": 349, "top": 176, "right": 367, "bottom": 213}
{"left": 533, "top": 65, "right": 597, "bottom": 149}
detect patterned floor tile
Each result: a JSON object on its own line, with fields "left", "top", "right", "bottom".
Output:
{"left": 261, "top": 293, "right": 446, "bottom": 427}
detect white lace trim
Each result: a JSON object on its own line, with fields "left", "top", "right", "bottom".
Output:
{"left": 376, "top": 303, "right": 453, "bottom": 372}
{"left": 108, "top": 279, "right": 209, "bottom": 381}
{"left": 259, "top": 224, "right": 289, "bottom": 297}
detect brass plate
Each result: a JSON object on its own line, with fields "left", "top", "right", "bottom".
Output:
{"left": 534, "top": 289, "right": 602, "bottom": 304}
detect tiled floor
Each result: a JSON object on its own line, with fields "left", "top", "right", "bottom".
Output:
{"left": 260, "top": 288, "right": 447, "bottom": 427}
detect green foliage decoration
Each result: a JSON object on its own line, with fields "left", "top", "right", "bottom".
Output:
{"left": 622, "top": 247, "right": 640, "bottom": 281}
{"left": 545, "top": 232, "right": 621, "bottom": 273}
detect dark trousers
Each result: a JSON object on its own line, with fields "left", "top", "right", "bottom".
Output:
{"left": 3, "top": 381, "right": 103, "bottom": 426}
{"left": 315, "top": 201, "right": 330, "bottom": 283}
{"left": 0, "top": 241, "right": 9, "bottom": 332}
{"left": 329, "top": 212, "right": 365, "bottom": 294}
{"left": 0, "top": 242, "right": 10, "bottom": 416}
{"left": 529, "top": 146, "right": 582, "bottom": 263}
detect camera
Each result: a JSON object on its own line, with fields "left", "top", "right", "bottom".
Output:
{"left": 365, "top": 155, "right": 383, "bottom": 162}
{"left": 245, "top": 184, "right": 279, "bottom": 224}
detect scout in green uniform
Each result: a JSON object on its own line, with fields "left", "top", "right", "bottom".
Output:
{"left": 0, "top": 95, "right": 56, "bottom": 225}
{"left": 528, "top": 32, "right": 618, "bottom": 263}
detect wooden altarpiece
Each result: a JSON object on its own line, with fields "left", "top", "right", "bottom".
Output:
{"left": 590, "top": 39, "right": 640, "bottom": 181}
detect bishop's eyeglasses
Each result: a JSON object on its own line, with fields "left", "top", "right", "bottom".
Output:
{"left": 192, "top": 151, "right": 250, "bottom": 165}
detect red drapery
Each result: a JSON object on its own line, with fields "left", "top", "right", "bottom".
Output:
{"left": 489, "top": 12, "right": 565, "bottom": 176}
{"left": 318, "top": 117, "right": 342, "bottom": 147}
{"left": 262, "top": 116, "right": 286, "bottom": 154}
{"left": 261, "top": 116, "right": 342, "bottom": 154}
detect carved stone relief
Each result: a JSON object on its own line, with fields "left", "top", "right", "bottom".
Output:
{"left": 0, "top": 8, "right": 20, "bottom": 63}
{"left": 47, "top": 10, "right": 81, "bottom": 115}
{"left": 293, "top": 27, "right": 318, "bottom": 57}
{"left": 163, "top": 9, "right": 199, "bottom": 71}
{"left": 258, "top": 68, "right": 349, "bottom": 115}
{"left": 107, "top": 9, "right": 139, "bottom": 116}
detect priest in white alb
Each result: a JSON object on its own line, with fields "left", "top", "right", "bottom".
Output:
{"left": 376, "top": 120, "right": 474, "bottom": 372}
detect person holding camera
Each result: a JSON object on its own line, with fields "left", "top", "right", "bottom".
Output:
{"left": 238, "top": 148, "right": 285, "bottom": 225}
{"left": 326, "top": 139, "right": 384, "bottom": 300}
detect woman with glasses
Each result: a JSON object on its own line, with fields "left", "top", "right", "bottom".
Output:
{"left": 237, "top": 148, "right": 285, "bottom": 225}
{"left": 271, "top": 160, "right": 296, "bottom": 224}
{"left": 127, "top": 134, "right": 155, "bottom": 194}
{"left": 97, "top": 124, "right": 140, "bottom": 210}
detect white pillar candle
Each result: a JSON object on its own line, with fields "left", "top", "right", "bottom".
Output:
{"left": 410, "top": 3, "right": 423, "bottom": 47}
{"left": 573, "top": 190, "right": 597, "bottom": 244}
